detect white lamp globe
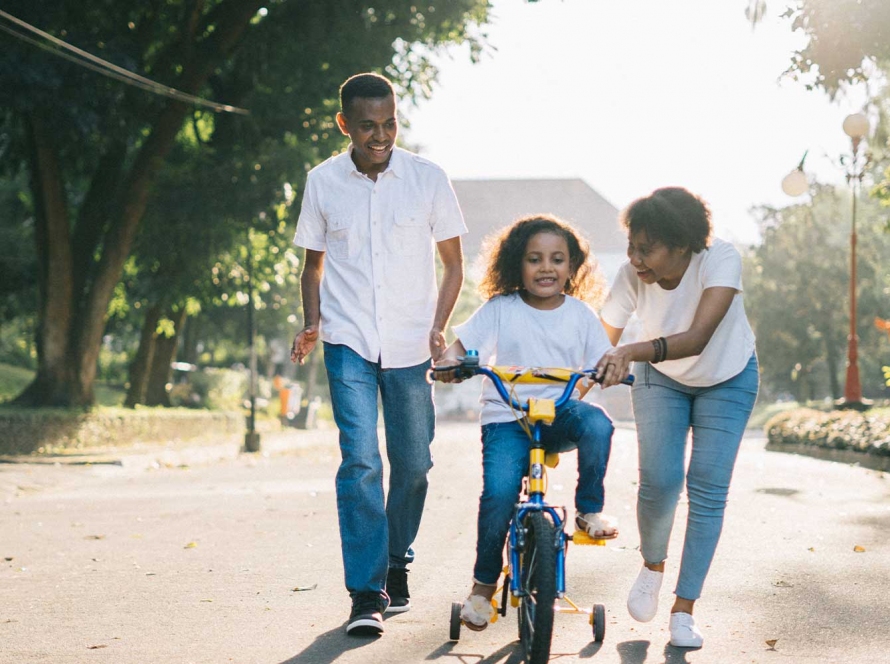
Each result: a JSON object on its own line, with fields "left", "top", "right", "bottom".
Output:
{"left": 781, "top": 169, "right": 808, "bottom": 197}
{"left": 842, "top": 112, "right": 870, "bottom": 140}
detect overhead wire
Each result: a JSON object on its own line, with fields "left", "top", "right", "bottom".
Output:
{"left": 0, "top": 8, "right": 249, "bottom": 115}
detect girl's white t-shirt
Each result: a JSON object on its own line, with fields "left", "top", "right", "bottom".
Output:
{"left": 453, "top": 293, "right": 613, "bottom": 425}
{"left": 600, "top": 237, "right": 756, "bottom": 387}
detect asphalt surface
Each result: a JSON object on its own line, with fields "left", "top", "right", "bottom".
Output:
{"left": 1, "top": 421, "right": 888, "bottom": 664}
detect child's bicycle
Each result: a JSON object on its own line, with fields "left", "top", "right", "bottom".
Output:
{"left": 430, "top": 350, "right": 633, "bottom": 664}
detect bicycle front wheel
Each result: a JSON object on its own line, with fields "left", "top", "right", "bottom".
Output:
{"left": 518, "top": 511, "right": 557, "bottom": 664}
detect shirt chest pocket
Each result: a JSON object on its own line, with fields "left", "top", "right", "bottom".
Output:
{"left": 325, "top": 214, "right": 353, "bottom": 261}
{"left": 390, "top": 206, "right": 431, "bottom": 256}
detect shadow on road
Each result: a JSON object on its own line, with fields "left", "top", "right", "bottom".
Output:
{"left": 278, "top": 624, "right": 378, "bottom": 664}
{"left": 426, "top": 640, "right": 525, "bottom": 663}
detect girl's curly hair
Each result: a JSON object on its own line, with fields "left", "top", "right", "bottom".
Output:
{"left": 478, "top": 214, "right": 605, "bottom": 305}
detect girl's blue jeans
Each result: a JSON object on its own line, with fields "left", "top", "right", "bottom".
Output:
{"left": 631, "top": 353, "right": 759, "bottom": 600}
{"left": 323, "top": 343, "right": 435, "bottom": 597}
{"left": 473, "top": 399, "right": 614, "bottom": 585}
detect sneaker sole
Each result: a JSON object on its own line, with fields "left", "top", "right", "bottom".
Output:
{"left": 384, "top": 603, "right": 410, "bottom": 614}
{"left": 346, "top": 618, "right": 384, "bottom": 636}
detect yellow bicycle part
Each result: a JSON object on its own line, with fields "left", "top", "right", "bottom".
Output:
{"left": 527, "top": 397, "right": 556, "bottom": 425}
{"left": 571, "top": 530, "right": 607, "bottom": 546}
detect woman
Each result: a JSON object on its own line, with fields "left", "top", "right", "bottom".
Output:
{"left": 596, "top": 187, "right": 758, "bottom": 649}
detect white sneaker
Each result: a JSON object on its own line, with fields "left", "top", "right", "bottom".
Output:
{"left": 460, "top": 594, "right": 494, "bottom": 631}
{"left": 626, "top": 565, "right": 663, "bottom": 622}
{"left": 670, "top": 612, "right": 703, "bottom": 648}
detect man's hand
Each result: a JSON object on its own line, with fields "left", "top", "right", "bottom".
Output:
{"left": 291, "top": 325, "right": 319, "bottom": 365}
{"left": 429, "top": 327, "right": 446, "bottom": 362}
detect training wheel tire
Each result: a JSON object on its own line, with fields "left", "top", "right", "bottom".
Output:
{"left": 592, "top": 603, "right": 606, "bottom": 642}
{"left": 449, "top": 601, "right": 462, "bottom": 641}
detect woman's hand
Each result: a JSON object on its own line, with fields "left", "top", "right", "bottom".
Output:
{"left": 596, "top": 346, "right": 634, "bottom": 388}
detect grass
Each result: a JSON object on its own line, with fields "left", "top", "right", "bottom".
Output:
{"left": 0, "top": 362, "right": 126, "bottom": 407}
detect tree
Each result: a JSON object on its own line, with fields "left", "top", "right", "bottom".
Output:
{"left": 0, "top": 0, "right": 492, "bottom": 407}
{"left": 744, "top": 184, "right": 890, "bottom": 400}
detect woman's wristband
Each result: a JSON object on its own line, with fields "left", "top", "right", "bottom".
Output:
{"left": 650, "top": 337, "right": 668, "bottom": 363}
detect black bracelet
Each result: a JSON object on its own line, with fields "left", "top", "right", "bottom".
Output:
{"left": 650, "top": 338, "right": 661, "bottom": 363}
{"left": 658, "top": 337, "right": 667, "bottom": 362}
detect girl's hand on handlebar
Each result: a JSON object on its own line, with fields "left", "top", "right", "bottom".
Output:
{"left": 596, "top": 347, "right": 633, "bottom": 388}
{"left": 431, "top": 358, "right": 465, "bottom": 383}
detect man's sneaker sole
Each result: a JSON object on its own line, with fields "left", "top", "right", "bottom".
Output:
{"left": 384, "top": 602, "right": 410, "bottom": 614}
{"left": 346, "top": 617, "right": 384, "bottom": 636}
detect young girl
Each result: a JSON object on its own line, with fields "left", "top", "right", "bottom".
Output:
{"left": 436, "top": 214, "right": 618, "bottom": 630}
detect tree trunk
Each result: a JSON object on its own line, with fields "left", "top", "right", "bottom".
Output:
{"left": 13, "top": 113, "right": 77, "bottom": 407}
{"left": 145, "top": 308, "right": 188, "bottom": 407}
{"left": 125, "top": 305, "right": 163, "bottom": 407}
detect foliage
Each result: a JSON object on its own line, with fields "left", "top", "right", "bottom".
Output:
{"left": 770, "top": 0, "right": 890, "bottom": 97}
{"left": 743, "top": 184, "right": 890, "bottom": 400}
{"left": 0, "top": 0, "right": 495, "bottom": 406}
{"left": 765, "top": 407, "right": 890, "bottom": 456}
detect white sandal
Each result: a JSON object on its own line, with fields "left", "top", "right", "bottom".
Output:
{"left": 576, "top": 512, "right": 619, "bottom": 539}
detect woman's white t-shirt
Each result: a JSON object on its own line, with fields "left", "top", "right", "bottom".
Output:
{"left": 600, "top": 237, "right": 756, "bottom": 387}
{"left": 453, "top": 293, "right": 613, "bottom": 425}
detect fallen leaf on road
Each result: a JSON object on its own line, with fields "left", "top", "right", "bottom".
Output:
{"left": 4, "top": 557, "right": 12, "bottom": 561}
{"left": 807, "top": 547, "right": 815, "bottom": 552}
{"left": 184, "top": 541, "right": 198, "bottom": 549}
{"left": 84, "top": 535, "right": 105, "bottom": 540}
{"left": 765, "top": 639, "right": 778, "bottom": 649}
{"left": 200, "top": 599, "right": 213, "bottom": 603}
{"left": 772, "top": 580, "right": 793, "bottom": 588}
{"left": 87, "top": 645, "right": 108, "bottom": 650}
{"left": 292, "top": 584, "right": 318, "bottom": 592}
{"left": 853, "top": 545, "right": 865, "bottom": 553}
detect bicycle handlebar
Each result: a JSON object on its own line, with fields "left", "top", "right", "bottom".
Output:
{"left": 428, "top": 352, "right": 634, "bottom": 414}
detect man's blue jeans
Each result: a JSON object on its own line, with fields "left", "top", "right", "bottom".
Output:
{"left": 631, "top": 353, "right": 759, "bottom": 600}
{"left": 473, "top": 400, "right": 614, "bottom": 585}
{"left": 323, "top": 343, "right": 435, "bottom": 597}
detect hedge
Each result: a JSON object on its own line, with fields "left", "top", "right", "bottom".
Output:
{"left": 0, "top": 407, "right": 244, "bottom": 456}
{"left": 765, "top": 408, "right": 890, "bottom": 457}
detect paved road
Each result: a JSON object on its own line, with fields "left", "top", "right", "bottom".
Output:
{"left": 1, "top": 422, "right": 888, "bottom": 664}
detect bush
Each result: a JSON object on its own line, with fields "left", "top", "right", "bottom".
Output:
{"left": 765, "top": 408, "right": 890, "bottom": 457}
{"left": 172, "top": 367, "right": 248, "bottom": 411}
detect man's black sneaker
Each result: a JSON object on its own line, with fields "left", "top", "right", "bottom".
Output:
{"left": 385, "top": 568, "right": 411, "bottom": 613}
{"left": 346, "top": 592, "right": 388, "bottom": 636}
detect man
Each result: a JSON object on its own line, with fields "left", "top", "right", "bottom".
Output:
{"left": 291, "top": 72, "right": 466, "bottom": 637}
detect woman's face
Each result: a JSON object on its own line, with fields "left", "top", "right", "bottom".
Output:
{"left": 520, "top": 231, "right": 571, "bottom": 309}
{"left": 627, "top": 231, "right": 690, "bottom": 290}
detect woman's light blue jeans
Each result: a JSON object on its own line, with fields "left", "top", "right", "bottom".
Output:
{"left": 323, "top": 343, "right": 435, "bottom": 597}
{"left": 473, "top": 400, "right": 614, "bottom": 585}
{"left": 631, "top": 353, "right": 759, "bottom": 600}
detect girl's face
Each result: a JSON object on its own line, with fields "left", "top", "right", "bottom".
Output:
{"left": 520, "top": 232, "right": 571, "bottom": 309}
{"left": 627, "top": 231, "right": 691, "bottom": 290}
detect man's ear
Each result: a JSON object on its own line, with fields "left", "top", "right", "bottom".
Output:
{"left": 335, "top": 111, "right": 350, "bottom": 136}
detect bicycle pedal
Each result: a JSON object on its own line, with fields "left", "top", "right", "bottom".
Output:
{"left": 571, "top": 530, "right": 607, "bottom": 546}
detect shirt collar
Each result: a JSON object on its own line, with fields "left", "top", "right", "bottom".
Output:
{"left": 341, "top": 144, "right": 404, "bottom": 180}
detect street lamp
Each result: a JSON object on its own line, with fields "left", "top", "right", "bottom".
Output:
{"left": 840, "top": 112, "right": 869, "bottom": 406}
{"left": 782, "top": 114, "right": 870, "bottom": 407}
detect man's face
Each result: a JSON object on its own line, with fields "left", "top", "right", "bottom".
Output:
{"left": 336, "top": 95, "right": 398, "bottom": 176}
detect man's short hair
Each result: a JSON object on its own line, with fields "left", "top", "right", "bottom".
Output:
{"left": 339, "top": 72, "right": 394, "bottom": 116}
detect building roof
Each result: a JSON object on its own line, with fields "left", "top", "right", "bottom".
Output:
{"left": 452, "top": 178, "right": 626, "bottom": 264}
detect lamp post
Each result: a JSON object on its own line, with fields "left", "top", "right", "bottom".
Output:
{"left": 781, "top": 113, "right": 870, "bottom": 407}
{"left": 840, "top": 112, "right": 869, "bottom": 406}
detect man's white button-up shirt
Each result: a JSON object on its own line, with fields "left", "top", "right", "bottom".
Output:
{"left": 293, "top": 146, "right": 467, "bottom": 368}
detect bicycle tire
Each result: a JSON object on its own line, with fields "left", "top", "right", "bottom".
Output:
{"left": 517, "top": 511, "right": 557, "bottom": 664}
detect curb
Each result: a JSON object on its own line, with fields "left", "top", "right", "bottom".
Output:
{"left": 766, "top": 441, "right": 890, "bottom": 473}
{"left": 0, "top": 427, "right": 339, "bottom": 470}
